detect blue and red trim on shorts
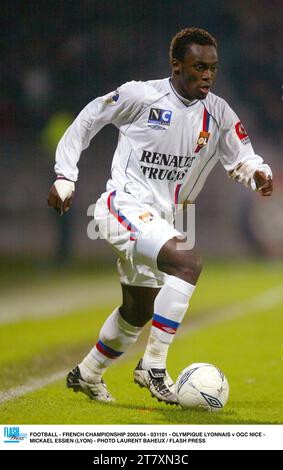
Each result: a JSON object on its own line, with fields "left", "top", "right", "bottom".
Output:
{"left": 107, "top": 190, "right": 140, "bottom": 241}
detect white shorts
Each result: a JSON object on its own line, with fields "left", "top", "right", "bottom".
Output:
{"left": 94, "top": 190, "right": 181, "bottom": 287}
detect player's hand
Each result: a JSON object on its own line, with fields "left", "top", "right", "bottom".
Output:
{"left": 253, "top": 170, "right": 273, "bottom": 197}
{"left": 47, "top": 179, "right": 75, "bottom": 215}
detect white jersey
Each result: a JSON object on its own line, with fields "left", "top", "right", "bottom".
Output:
{"left": 55, "top": 77, "right": 270, "bottom": 215}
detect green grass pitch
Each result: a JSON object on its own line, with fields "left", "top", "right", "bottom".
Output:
{"left": 0, "top": 261, "right": 282, "bottom": 424}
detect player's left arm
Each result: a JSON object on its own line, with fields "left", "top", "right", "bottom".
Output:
{"left": 218, "top": 100, "right": 273, "bottom": 197}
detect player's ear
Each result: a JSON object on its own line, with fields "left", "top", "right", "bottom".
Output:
{"left": 171, "top": 58, "right": 181, "bottom": 75}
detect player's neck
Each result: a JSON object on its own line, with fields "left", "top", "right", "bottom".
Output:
{"left": 170, "top": 77, "right": 195, "bottom": 104}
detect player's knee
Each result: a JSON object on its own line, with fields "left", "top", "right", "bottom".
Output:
{"left": 120, "top": 285, "right": 159, "bottom": 327}
{"left": 157, "top": 241, "right": 202, "bottom": 285}
{"left": 174, "top": 255, "right": 202, "bottom": 284}
{"left": 120, "top": 304, "right": 152, "bottom": 327}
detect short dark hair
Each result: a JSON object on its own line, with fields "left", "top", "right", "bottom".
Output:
{"left": 169, "top": 27, "right": 217, "bottom": 62}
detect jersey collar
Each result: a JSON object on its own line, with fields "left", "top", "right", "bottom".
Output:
{"left": 167, "top": 78, "right": 199, "bottom": 108}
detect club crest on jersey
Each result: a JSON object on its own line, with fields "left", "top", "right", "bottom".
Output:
{"left": 194, "top": 131, "right": 210, "bottom": 153}
{"left": 235, "top": 121, "right": 250, "bottom": 144}
{"left": 139, "top": 211, "right": 154, "bottom": 223}
{"left": 147, "top": 108, "right": 172, "bottom": 129}
{"left": 104, "top": 90, "right": 119, "bottom": 105}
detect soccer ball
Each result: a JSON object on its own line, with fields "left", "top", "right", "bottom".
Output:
{"left": 176, "top": 363, "right": 229, "bottom": 412}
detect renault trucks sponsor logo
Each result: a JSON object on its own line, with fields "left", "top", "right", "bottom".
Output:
{"left": 4, "top": 426, "right": 28, "bottom": 443}
{"left": 147, "top": 108, "right": 172, "bottom": 129}
{"left": 140, "top": 149, "right": 196, "bottom": 181}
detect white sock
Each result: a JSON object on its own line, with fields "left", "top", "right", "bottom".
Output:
{"left": 79, "top": 307, "right": 142, "bottom": 383}
{"left": 142, "top": 275, "right": 195, "bottom": 370}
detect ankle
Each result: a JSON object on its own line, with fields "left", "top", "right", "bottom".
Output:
{"left": 78, "top": 360, "right": 105, "bottom": 384}
{"left": 142, "top": 356, "right": 166, "bottom": 371}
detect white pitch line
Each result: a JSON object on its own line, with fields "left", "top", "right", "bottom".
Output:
{"left": 0, "top": 371, "right": 66, "bottom": 404}
{"left": 0, "top": 278, "right": 121, "bottom": 324}
{"left": 178, "top": 283, "right": 283, "bottom": 335}
{"left": 1, "top": 284, "right": 283, "bottom": 404}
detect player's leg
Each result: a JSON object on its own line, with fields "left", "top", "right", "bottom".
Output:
{"left": 119, "top": 284, "right": 160, "bottom": 327}
{"left": 121, "top": 284, "right": 176, "bottom": 402}
{"left": 141, "top": 237, "right": 201, "bottom": 368}
{"left": 67, "top": 284, "right": 158, "bottom": 402}
{"left": 157, "top": 237, "right": 202, "bottom": 284}
{"left": 133, "top": 234, "right": 202, "bottom": 404}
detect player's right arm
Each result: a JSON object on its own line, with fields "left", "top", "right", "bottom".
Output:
{"left": 47, "top": 82, "right": 144, "bottom": 214}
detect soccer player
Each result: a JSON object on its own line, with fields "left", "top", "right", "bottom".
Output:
{"left": 47, "top": 28, "right": 273, "bottom": 404}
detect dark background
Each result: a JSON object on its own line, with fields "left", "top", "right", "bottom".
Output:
{"left": 1, "top": 0, "right": 282, "bottom": 264}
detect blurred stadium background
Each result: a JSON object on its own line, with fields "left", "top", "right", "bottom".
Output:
{"left": 1, "top": 0, "right": 283, "bottom": 425}
{"left": 1, "top": 0, "right": 282, "bottom": 266}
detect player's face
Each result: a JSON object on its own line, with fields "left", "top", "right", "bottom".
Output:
{"left": 171, "top": 44, "right": 218, "bottom": 100}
